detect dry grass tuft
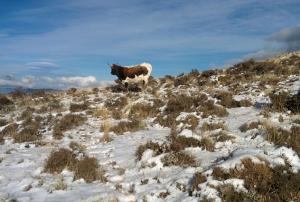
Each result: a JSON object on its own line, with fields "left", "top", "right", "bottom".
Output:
{"left": 162, "top": 152, "right": 196, "bottom": 167}
{"left": 269, "top": 91, "right": 300, "bottom": 113}
{"left": 69, "top": 102, "right": 89, "bottom": 112}
{"left": 13, "top": 124, "right": 40, "bottom": 143}
{"left": 69, "top": 141, "right": 86, "bottom": 153}
{"left": 53, "top": 114, "right": 86, "bottom": 139}
{"left": 190, "top": 172, "right": 207, "bottom": 191}
{"left": 208, "top": 158, "right": 300, "bottom": 201}
{"left": 181, "top": 115, "right": 199, "bottom": 131}
{"left": 110, "top": 119, "right": 145, "bottom": 135}
{"left": 0, "top": 96, "right": 14, "bottom": 112}
{"left": 105, "top": 96, "right": 128, "bottom": 109}
{"left": 201, "top": 122, "right": 226, "bottom": 131}
{"left": 44, "top": 148, "right": 77, "bottom": 173}
{"left": 198, "top": 100, "right": 228, "bottom": 118}
{"left": 0, "top": 123, "right": 18, "bottom": 137}
{"left": 136, "top": 141, "right": 169, "bottom": 160}
{"left": 239, "top": 121, "right": 262, "bottom": 132}
{"left": 264, "top": 123, "right": 300, "bottom": 155}
{"left": 100, "top": 120, "right": 112, "bottom": 142}
{"left": 74, "top": 156, "right": 107, "bottom": 183}
{"left": 214, "top": 91, "right": 252, "bottom": 108}
{"left": 129, "top": 103, "right": 158, "bottom": 119}
{"left": 93, "top": 107, "right": 110, "bottom": 119}
{"left": 45, "top": 148, "right": 106, "bottom": 183}
{"left": 0, "top": 119, "right": 8, "bottom": 127}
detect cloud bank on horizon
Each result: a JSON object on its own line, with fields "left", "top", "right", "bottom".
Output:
{"left": 0, "top": 0, "right": 299, "bottom": 89}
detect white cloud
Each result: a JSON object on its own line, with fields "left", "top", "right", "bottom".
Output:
{"left": 26, "top": 61, "right": 59, "bottom": 69}
{"left": 0, "top": 75, "right": 112, "bottom": 89}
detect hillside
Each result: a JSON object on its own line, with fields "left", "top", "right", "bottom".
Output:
{"left": 0, "top": 52, "right": 300, "bottom": 202}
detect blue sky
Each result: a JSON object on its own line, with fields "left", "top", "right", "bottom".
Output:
{"left": 0, "top": 0, "right": 300, "bottom": 89}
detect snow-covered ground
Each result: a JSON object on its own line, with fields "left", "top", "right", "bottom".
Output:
{"left": 0, "top": 52, "right": 300, "bottom": 202}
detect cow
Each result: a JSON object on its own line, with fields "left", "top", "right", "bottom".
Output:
{"left": 110, "top": 63, "right": 152, "bottom": 88}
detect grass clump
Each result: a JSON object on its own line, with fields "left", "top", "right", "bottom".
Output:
{"left": 74, "top": 156, "right": 106, "bottom": 183}
{"left": 13, "top": 125, "right": 40, "bottom": 143}
{"left": 198, "top": 100, "right": 228, "bottom": 118}
{"left": 105, "top": 96, "right": 128, "bottom": 109}
{"left": 209, "top": 158, "right": 300, "bottom": 201}
{"left": 269, "top": 91, "right": 300, "bottom": 113}
{"left": 214, "top": 91, "right": 252, "bottom": 108}
{"left": 264, "top": 123, "right": 300, "bottom": 155}
{"left": 69, "top": 102, "right": 89, "bottom": 112}
{"left": 162, "top": 152, "right": 196, "bottom": 167}
{"left": 181, "top": 115, "right": 199, "bottom": 131}
{"left": 0, "top": 119, "right": 8, "bottom": 127}
{"left": 0, "top": 96, "right": 14, "bottom": 112}
{"left": 129, "top": 103, "right": 158, "bottom": 119}
{"left": 239, "top": 121, "right": 262, "bottom": 132}
{"left": 44, "top": 148, "right": 78, "bottom": 173}
{"left": 110, "top": 119, "right": 145, "bottom": 135}
{"left": 53, "top": 114, "right": 86, "bottom": 139}
{"left": 44, "top": 148, "right": 106, "bottom": 183}
{"left": 201, "top": 122, "right": 226, "bottom": 131}
{"left": 136, "top": 141, "right": 170, "bottom": 160}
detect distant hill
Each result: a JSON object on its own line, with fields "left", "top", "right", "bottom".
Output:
{"left": 0, "top": 85, "right": 58, "bottom": 94}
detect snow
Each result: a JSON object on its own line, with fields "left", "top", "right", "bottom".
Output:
{"left": 1, "top": 55, "right": 300, "bottom": 201}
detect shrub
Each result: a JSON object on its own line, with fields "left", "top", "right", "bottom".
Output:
{"left": 74, "top": 157, "right": 106, "bottom": 183}
{"left": 239, "top": 121, "right": 261, "bottom": 132}
{"left": 129, "top": 103, "right": 158, "bottom": 119}
{"left": 105, "top": 96, "right": 128, "bottom": 109}
{"left": 214, "top": 131, "right": 235, "bottom": 142}
{"left": 209, "top": 158, "right": 300, "bottom": 201}
{"left": 110, "top": 119, "right": 145, "bottom": 135}
{"left": 162, "top": 152, "right": 196, "bottom": 167}
{"left": 170, "top": 135, "right": 203, "bottom": 152}
{"left": 198, "top": 100, "right": 228, "bottom": 118}
{"left": 53, "top": 114, "right": 86, "bottom": 139}
{"left": 214, "top": 91, "right": 252, "bottom": 108}
{"left": 0, "top": 96, "right": 14, "bottom": 110}
{"left": 69, "top": 102, "right": 89, "bottom": 112}
{"left": 286, "top": 91, "right": 300, "bottom": 113}
{"left": 269, "top": 91, "right": 289, "bottom": 112}
{"left": 0, "top": 134, "right": 4, "bottom": 144}
{"left": 0, "top": 123, "right": 18, "bottom": 137}
{"left": 19, "top": 107, "right": 34, "bottom": 121}
{"left": 0, "top": 119, "right": 7, "bottom": 127}
{"left": 100, "top": 120, "right": 112, "bottom": 143}
{"left": 181, "top": 115, "right": 199, "bottom": 131}
{"left": 190, "top": 172, "right": 207, "bottom": 191}
{"left": 165, "top": 94, "right": 207, "bottom": 114}
{"left": 67, "top": 88, "right": 77, "bottom": 94}
{"left": 93, "top": 107, "right": 110, "bottom": 118}
{"left": 264, "top": 123, "right": 300, "bottom": 155}
{"left": 136, "top": 141, "right": 170, "bottom": 160}
{"left": 13, "top": 125, "right": 40, "bottom": 143}
{"left": 201, "top": 122, "right": 226, "bottom": 131}
{"left": 69, "top": 141, "right": 86, "bottom": 153}
{"left": 44, "top": 148, "right": 77, "bottom": 173}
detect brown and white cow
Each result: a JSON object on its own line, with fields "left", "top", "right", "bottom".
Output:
{"left": 110, "top": 63, "right": 152, "bottom": 87}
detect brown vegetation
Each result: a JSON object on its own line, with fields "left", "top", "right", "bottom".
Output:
{"left": 162, "top": 152, "right": 196, "bottom": 167}
{"left": 44, "top": 148, "right": 77, "bottom": 173}
{"left": 198, "top": 100, "right": 228, "bottom": 118}
{"left": 74, "top": 156, "right": 106, "bottom": 183}
{"left": 214, "top": 91, "right": 252, "bottom": 108}
{"left": 264, "top": 123, "right": 300, "bottom": 155}
{"left": 69, "top": 102, "right": 89, "bottom": 112}
{"left": 53, "top": 114, "right": 86, "bottom": 139}
{"left": 110, "top": 119, "right": 145, "bottom": 135}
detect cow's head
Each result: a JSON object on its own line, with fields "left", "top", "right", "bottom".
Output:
{"left": 110, "top": 64, "right": 118, "bottom": 75}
